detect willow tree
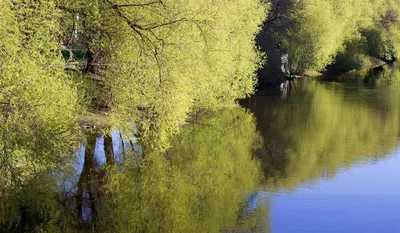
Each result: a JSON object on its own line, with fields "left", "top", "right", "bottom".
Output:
{"left": 258, "top": 0, "right": 364, "bottom": 77}
{"left": 360, "top": 0, "right": 400, "bottom": 60}
{"left": 0, "top": 0, "right": 80, "bottom": 191}
{"left": 258, "top": 0, "right": 400, "bottom": 81}
{"left": 284, "top": 0, "right": 363, "bottom": 73}
{"left": 57, "top": 0, "right": 269, "bottom": 150}
{"left": 331, "top": 0, "right": 400, "bottom": 71}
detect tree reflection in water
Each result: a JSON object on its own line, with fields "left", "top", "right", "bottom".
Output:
{"left": 4, "top": 71, "right": 400, "bottom": 232}
{"left": 243, "top": 78, "right": 400, "bottom": 191}
{"left": 100, "top": 108, "right": 270, "bottom": 233}
{"left": 1, "top": 108, "right": 270, "bottom": 232}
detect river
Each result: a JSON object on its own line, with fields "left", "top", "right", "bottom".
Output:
{"left": 2, "top": 67, "right": 400, "bottom": 232}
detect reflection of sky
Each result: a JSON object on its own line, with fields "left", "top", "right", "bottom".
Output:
{"left": 265, "top": 146, "right": 400, "bottom": 233}
{"left": 55, "top": 141, "right": 85, "bottom": 195}
{"left": 57, "top": 130, "right": 139, "bottom": 194}
{"left": 94, "top": 136, "right": 106, "bottom": 165}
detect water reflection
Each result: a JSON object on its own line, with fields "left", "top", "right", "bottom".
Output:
{"left": 242, "top": 78, "right": 400, "bottom": 191}
{"left": 0, "top": 108, "right": 270, "bottom": 232}
{"left": 2, "top": 70, "right": 400, "bottom": 232}
{"left": 100, "top": 108, "right": 269, "bottom": 233}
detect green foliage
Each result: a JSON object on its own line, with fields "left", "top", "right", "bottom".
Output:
{"left": 0, "top": 0, "right": 80, "bottom": 191}
{"left": 259, "top": 0, "right": 400, "bottom": 79}
{"left": 361, "top": 0, "right": 400, "bottom": 60}
{"left": 0, "top": 0, "right": 269, "bottom": 203}
{"left": 70, "top": 72, "right": 103, "bottom": 109}
{"left": 102, "top": 108, "right": 269, "bottom": 232}
{"left": 363, "top": 63, "right": 400, "bottom": 85}
{"left": 332, "top": 0, "right": 400, "bottom": 70}
{"left": 259, "top": 0, "right": 362, "bottom": 76}
{"left": 57, "top": 0, "right": 268, "bottom": 150}
{"left": 1, "top": 176, "right": 61, "bottom": 233}
{"left": 283, "top": 0, "right": 358, "bottom": 73}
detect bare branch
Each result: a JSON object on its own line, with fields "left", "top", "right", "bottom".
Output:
{"left": 113, "top": 2, "right": 159, "bottom": 8}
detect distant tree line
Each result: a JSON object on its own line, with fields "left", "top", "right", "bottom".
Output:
{"left": 258, "top": 0, "right": 400, "bottom": 84}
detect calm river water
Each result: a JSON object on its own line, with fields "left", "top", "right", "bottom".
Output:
{"left": 2, "top": 68, "right": 400, "bottom": 232}
{"left": 240, "top": 74, "right": 400, "bottom": 233}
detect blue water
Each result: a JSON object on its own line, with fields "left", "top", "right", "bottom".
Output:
{"left": 269, "top": 148, "right": 400, "bottom": 233}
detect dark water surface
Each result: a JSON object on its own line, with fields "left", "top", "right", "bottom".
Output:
{"left": 2, "top": 70, "right": 400, "bottom": 232}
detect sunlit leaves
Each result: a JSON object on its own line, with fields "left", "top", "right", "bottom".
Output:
{"left": 58, "top": 0, "right": 268, "bottom": 150}
{"left": 0, "top": 0, "right": 80, "bottom": 190}
{"left": 260, "top": 0, "right": 400, "bottom": 77}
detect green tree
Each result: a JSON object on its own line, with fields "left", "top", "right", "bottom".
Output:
{"left": 0, "top": 0, "right": 80, "bottom": 191}
{"left": 258, "top": 0, "right": 400, "bottom": 80}
{"left": 57, "top": 0, "right": 269, "bottom": 150}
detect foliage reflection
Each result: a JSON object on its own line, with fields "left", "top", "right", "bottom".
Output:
{"left": 101, "top": 108, "right": 269, "bottom": 233}
{"left": 242, "top": 78, "right": 400, "bottom": 191}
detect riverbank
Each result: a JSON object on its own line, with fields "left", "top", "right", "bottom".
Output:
{"left": 78, "top": 110, "right": 110, "bottom": 130}
{"left": 324, "top": 55, "right": 388, "bottom": 77}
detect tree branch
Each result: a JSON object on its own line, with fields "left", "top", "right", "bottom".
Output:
{"left": 113, "top": 2, "right": 159, "bottom": 8}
